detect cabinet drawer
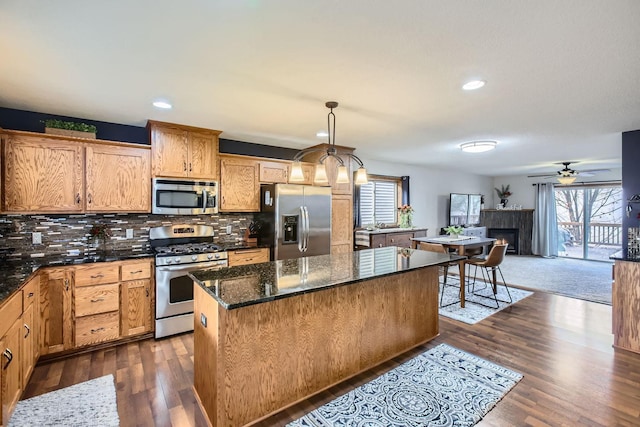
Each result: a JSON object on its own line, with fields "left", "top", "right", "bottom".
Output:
{"left": 0, "top": 291, "right": 22, "bottom": 338}
{"left": 385, "top": 233, "right": 413, "bottom": 248}
{"left": 75, "top": 283, "right": 120, "bottom": 317}
{"left": 120, "top": 261, "right": 152, "bottom": 281}
{"left": 228, "top": 248, "right": 270, "bottom": 266}
{"left": 371, "top": 234, "right": 386, "bottom": 248}
{"left": 22, "top": 275, "right": 39, "bottom": 308}
{"left": 75, "top": 311, "right": 120, "bottom": 347}
{"left": 75, "top": 264, "right": 119, "bottom": 287}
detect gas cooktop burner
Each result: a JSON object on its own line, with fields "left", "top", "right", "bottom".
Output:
{"left": 154, "top": 243, "right": 222, "bottom": 255}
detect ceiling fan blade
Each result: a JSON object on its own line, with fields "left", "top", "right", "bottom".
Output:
{"left": 527, "top": 173, "right": 558, "bottom": 178}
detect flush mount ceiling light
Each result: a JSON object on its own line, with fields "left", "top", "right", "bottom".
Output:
{"left": 462, "top": 80, "right": 486, "bottom": 90}
{"left": 152, "top": 100, "right": 172, "bottom": 109}
{"left": 290, "top": 101, "right": 368, "bottom": 186}
{"left": 459, "top": 140, "right": 497, "bottom": 153}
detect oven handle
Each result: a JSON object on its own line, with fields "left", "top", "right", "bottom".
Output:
{"left": 157, "top": 262, "right": 227, "bottom": 272}
{"left": 202, "top": 190, "right": 208, "bottom": 213}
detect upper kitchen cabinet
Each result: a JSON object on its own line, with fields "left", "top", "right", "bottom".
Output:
{"left": 148, "top": 120, "right": 221, "bottom": 180}
{"left": 85, "top": 144, "right": 151, "bottom": 212}
{"left": 219, "top": 154, "right": 260, "bottom": 212}
{"left": 3, "top": 132, "right": 84, "bottom": 212}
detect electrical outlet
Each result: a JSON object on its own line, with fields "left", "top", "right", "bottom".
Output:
{"left": 32, "top": 232, "right": 42, "bottom": 245}
{"left": 226, "top": 225, "right": 232, "bottom": 234}
{"left": 126, "top": 228, "right": 134, "bottom": 239}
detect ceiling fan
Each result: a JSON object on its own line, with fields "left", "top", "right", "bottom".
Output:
{"left": 527, "top": 162, "right": 610, "bottom": 184}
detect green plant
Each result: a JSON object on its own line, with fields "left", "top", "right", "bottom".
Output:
{"left": 444, "top": 225, "right": 464, "bottom": 235}
{"left": 495, "top": 184, "right": 512, "bottom": 199}
{"left": 42, "top": 119, "right": 97, "bottom": 134}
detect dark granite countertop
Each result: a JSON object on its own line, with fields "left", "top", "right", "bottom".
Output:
{"left": 0, "top": 250, "right": 155, "bottom": 305}
{"left": 190, "top": 246, "right": 463, "bottom": 310}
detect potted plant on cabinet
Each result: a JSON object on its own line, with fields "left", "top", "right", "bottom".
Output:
{"left": 42, "top": 119, "right": 98, "bottom": 139}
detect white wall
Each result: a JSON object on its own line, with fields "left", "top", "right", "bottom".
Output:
{"left": 359, "top": 157, "right": 493, "bottom": 236}
{"left": 491, "top": 168, "right": 622, "bottom": 209}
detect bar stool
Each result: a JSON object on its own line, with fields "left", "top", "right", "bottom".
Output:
{"left": 418, "top": 242, "right": 460, "bottom": 308}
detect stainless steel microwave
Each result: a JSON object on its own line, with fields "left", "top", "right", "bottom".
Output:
{"left": 152, "top": 178, "right": 218, "bottom": 215}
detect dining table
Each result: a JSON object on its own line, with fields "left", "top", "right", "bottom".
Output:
{"left": 411, "top": 236, "right": 497, "bottom": 307}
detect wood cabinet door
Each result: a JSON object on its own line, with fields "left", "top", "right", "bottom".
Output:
{"left": 331, "top": 194, "right": 353, "bottom": 253}
{"left": 219, "top": 156, "right": 260, "bottom": 212}
{"left": 85, "top": 144, "right": 151, "bottom": 212}
{"left": 120, "top": 279, "right": 152, "bottom": 337}
{"left": 227, "top": 248, "right": 270, "bottom": 266}
{"left": 188, "top": 131, "right": 218, "bottom": 180}
{"left": 259, "top": 160, "right": 289, "bottom": 183}
{"left": 1, "top": 317, "right": 22, "bottom": 425}
{"left": 3, "top": 134, "right": 84, "bottom": 212}
{"left": 40, "top": 268, "right": 74, "bottom": 355}
{"left": 150, "top": 125, "right": 189, "bottom": 178}
{"left": 21, "top": 301, "right": 36, "bottom": 386}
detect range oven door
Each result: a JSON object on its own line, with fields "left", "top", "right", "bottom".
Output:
{"left": 155, "top": 261, "right": 226, "bottom": 320}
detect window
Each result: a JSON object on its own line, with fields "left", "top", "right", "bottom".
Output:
{"left": 358, "top": 175, "right": 402, "bottom": 227}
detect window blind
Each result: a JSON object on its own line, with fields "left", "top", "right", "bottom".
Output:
{"left": 359, "top": 180, "right": 397, "bottom": 226}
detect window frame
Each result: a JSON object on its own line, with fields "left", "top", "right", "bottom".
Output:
{"left": 355, "top": 174, "right": 403, "bottom": 230}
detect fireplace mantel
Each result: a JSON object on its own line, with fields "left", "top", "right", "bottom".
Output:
{"left": 480, "top": 209, "right": 534, "bottom": 255}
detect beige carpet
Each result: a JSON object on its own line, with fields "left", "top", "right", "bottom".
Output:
{"left": 496, "top": 255, "right": 612, "bottom": 305}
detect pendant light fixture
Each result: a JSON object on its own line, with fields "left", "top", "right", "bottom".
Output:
{"left": 290, "top": 102, "right": 368, "bottom": 186}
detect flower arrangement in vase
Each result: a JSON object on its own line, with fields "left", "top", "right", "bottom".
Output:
{"left": 88, "top": 224, "right": 112, "bottom": 255}
{"left": 398, "top": 204, "right": 414, "bottom": 228}
{"left": 495, "top": 184, "right": 512, "bottom": 207}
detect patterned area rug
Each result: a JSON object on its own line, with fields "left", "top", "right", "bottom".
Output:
{"left": 439, "top": 280, "right": 533, "bottom": 324}
{"left": 9, "top": 375, "right": 119, "bottom": 427}
{"left": 287, "top": 344, "right": 522, "bottom": 427}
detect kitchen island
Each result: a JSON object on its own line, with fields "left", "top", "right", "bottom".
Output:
{"left": 189, "top": 246, "right": 461, "bottom": 426}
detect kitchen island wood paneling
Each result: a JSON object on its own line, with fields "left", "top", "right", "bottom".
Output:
{"left": 190, "top": 247, "right": 458, "bottom": 426}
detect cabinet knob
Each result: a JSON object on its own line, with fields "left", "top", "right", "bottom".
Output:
{"left": 90, "top": 298, "right": 105, "bottom": 303}
{"left": 146, "top": 288, "right": 150, "bottom": 297}
{"left": 2, "top": 348, "right": 13, "bottom": 369}
{"left": 88, "top": 193, "right": 92, "bottom": 204}
{"left": 189, "top": 163, "right": 192, "bottom": 172}
{"left": 64, "top": 278, "right": 70, "bottom": 291}
{"left": 24, "top": 324, "right": 30, "bottom": 338}
{"left": 90, "top": 273, "right": 104, "bottom": 279}
{"left": 130, "top": 270, "right": 143, "bottom": 274}
{"left": 90, "top": 327, "right": 105, "bottom": 334}
{"left": 76, "top": 193, "right": 81, "bottom": 204}
{"left": 183, "top": 161, "right": 187, "bottom": 172}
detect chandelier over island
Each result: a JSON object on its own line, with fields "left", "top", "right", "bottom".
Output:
{"left": 290, "top": 101, "right": 368, "bottom": 186}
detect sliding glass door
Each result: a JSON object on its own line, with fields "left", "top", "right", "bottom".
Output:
{"left": 555, "top": 184, "right": 622, "bottom": 261}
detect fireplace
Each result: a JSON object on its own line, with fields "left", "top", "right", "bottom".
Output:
{"left": 488, "top": 228, "right": 519, "bottom": 254}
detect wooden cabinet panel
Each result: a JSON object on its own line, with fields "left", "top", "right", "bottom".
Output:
{"left": 228, "top": 248, "right": 270, "bottom": 266}
{"left": 259, "top": 161, "right": 289, "bottom": 183}
{"left": 1, "top": 317, "right": 22, "bottom": 426}
{"left": 40, "top": 268, "right": 73, "bottom": 355}
{"left": 370, "top": 234, "right": 386, "bottom": 249}
{"left": 21, "top": 301, "right": 36, "bottom": 386}
{"left": 3, "top": 134, "right": 84, "bottom": 212}
{"left": 613, "top": 261, "right": 640, "bottom": 354}
{"left": 75, "top": 311, "right": 120, "bottom": 347}
{"left": 74, "top": 264, "right": 119, "bottom": 287}
{"left": 120, "top": 279, "right": 153, "bottom": 337}
{"left": 149, "top": 121, "right": 220, "bottom": 180}
{"left": 120, "top": 260, "right": 152, "bottom": 281}
{"left": 75, "top": 284, "right": 120, "bottom": 317}
{"left": 150, "top": 124, "right": 189, "bottom": 178}
{"left": 330, "top": 243, "right": 353, "bottom": 254}
{"left": 219, "top": 156, "right": 260, "bottom": 212}
{"left": 331, "top": 195, "right": 353, "bottom": 254}
{"left": 85, "top": 143, "right": 151, "bottom": 212}
{"left": 188, "top": 131, "right": 219, "bottom": 180}
{"left": 386, "top": 232, "right": 413, "bottom": 248}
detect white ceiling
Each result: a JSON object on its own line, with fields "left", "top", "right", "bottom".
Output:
{"left": 1, "top": 0, "right": 639, "bottom": 177}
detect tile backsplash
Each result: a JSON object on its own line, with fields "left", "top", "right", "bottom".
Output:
{"left": 0, "top": 212, "right": 255, "bottom": 259}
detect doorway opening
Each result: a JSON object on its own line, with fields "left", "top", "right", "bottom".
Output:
{"left": 555, "top": 184, "right": 622, "bottom": 261}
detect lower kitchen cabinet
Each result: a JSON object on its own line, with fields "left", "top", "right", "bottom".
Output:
{"left": 0, "top": 292, "right": 24, "bottom": 425}
{"left": 21, "top": 275, "right": 39, "bottom": 387}
{"left": 227, "top": 248, "right": 270, "bottom": 266}
{"left": 121, "top": 279, "right": 153, "bottom": 337}
{"left": 355, "top": 228, "right": 428, "bottom": 249}
{"left": 40, "top": 268, "right": 74, "bottom": 355}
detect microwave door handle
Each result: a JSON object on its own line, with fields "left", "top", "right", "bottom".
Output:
{"left": 202, "top": 190, "right": 208, "bottom": 213}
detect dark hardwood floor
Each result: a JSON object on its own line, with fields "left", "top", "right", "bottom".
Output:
{"left": 23, "top": 291, "right": 640, "bottom": 426}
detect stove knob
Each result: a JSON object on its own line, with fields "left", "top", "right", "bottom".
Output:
{"left": 192, "top": 255, "right": 198, "bottom": 261}
{"left": 174, "top": 257, "right": 181, "bottom": 264}
{"left": 207, "top": 254, "right": 214, "bottom": 260}
{"left": 214, "top": 253, "right": 221, "bottom": 259}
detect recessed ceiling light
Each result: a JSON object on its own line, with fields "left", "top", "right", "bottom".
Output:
{"left": 316, "top": 130, "right": 328, "bottom": 138}
{"left": 462, "top": 80, "right": 486, "bottom": 90}
{"left": 152, "top": 100, "right": 172, "bottom": 109}
{"left": 460, "top": 141, "right": 497, "bottom": 153}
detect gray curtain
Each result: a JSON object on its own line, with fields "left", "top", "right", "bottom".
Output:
{"left": 532, "top": 183, "right": 558, "bottom": 257}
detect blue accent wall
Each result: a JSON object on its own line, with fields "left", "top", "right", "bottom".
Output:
{"left": 622, "top": 129, "right": 640, "bottom": 257}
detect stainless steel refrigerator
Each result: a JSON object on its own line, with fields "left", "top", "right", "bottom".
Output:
{"left": 258, "top": 184, "right": 332, "bottom": 260}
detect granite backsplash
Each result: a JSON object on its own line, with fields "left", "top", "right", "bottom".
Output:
{"left": 0, "top": 212, "right": 256, "bottom": 260}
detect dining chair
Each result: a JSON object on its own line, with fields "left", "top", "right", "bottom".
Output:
{"left": 465, "top": 243, "right": 512, "bottom": 308}
{"left": 418, "top": 242, "right": 460, "bottom": 307}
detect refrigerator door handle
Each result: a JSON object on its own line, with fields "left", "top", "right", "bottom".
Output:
{"left": 298, "top": 206, "right": 306, "bottom": 253}
{"left": 303, "top": 206, "right": 310, "bottom": 252}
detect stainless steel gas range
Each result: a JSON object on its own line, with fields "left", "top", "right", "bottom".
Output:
{"left": 150, "top": 224, "right": 228, "bottom": 338}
